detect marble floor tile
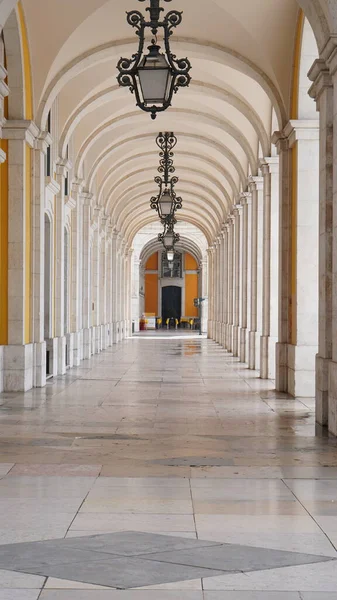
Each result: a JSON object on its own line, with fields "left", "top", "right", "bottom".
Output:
{"left": 40, "top": 591, "right": 203, "bottom": 598}
{"left": 0, "top": 592, "right": 41, "bottom": 600}
{"left": 204, "top": 594, "right": 301, "bottom": 600}
{"left": 1, "top": 336, "right": 337, "bottom": 596}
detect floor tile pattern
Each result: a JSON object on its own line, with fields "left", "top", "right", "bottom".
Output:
{"left": 0, "top": 334, "right": 337, "bottom": 598}
{"left": 0, "top": 531, "right": 332, "bottom": 589}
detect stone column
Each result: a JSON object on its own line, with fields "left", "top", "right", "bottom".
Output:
{"left": 81, "top": 192, "right": 93, "bottom": 359}
{"left": 308, "top": 58, "right": 333, "bottom": 428}
{"left": 226, "top": 216, "right": 234, "bottom": 352}
{"left": 260, "top": 161, "right": 272, "bottom": 379}
{"left": 106, "top": 224, "right": 113, "bottom": 346}
{"left": 248, "top": 177, "right": 264, "bottom": 370}
{"left": 54, "top": 161, "right": 70, "bottom": 374}
{"left": 215, "top": 238, "right": 221, "bottom": 343}
{"left": 31, "top": 132, "right": 50, "bottom": 387}
{"left": 218, "top": 233, "right": 224, "bottom": 345}
{"left": 239, "top": 193, "right": 251, "bottom": 363}
{"left": 201, "top": 257, "right": 208, "bottom": 334}
{"left": 285, "top": 121, "right": 319, "bottom": 396}
{"left": 92, "top": 207, "right": 102, "bottom": 354}
{"left": 132, "top": 257, "right": 141, "bottom": 334}
{"left": 261, "top": 157, "right": 279, "bottom": 379}
{"left": 207, "top": 248, "right": 213, "bottom": 338}
{"left": 272, "top": 131, "right": 292, "bottom": 390}
{"left": 3, "top": 121, "right": 39, "bottom": 391}
{"left": 100, "top": 216, "right": 108, "bottom": 350}
{"left": 221, "top": 227, "right": 228, "bottom": 348}
{"left": 233, "top": 206, "right": 241, "bottom": 357}
{"left": 111, "top": 230, "right": 119, "bottom": 344}
{"left": 70, "top": 182, "right": 83, "bottom": 366}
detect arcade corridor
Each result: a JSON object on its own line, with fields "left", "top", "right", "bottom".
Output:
{"left": 0, "top": 336, "right": 337, "bottom": 597}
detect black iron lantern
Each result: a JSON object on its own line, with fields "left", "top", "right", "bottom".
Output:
{"left": 158, "top": 221, "right": 180, "bottom": 250}
{"left": 117, "top": 0, "right": 192, "bottom": 120}
{"left": 150, "top": 132, "right": 182, "bottom": 222}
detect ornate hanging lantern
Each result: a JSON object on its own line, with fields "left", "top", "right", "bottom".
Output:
{"left": 150, "top": 132, "right": 182, "bottom": 222}
{"left": 117, "top": 0, "right": 191, "bottom": 120}
{"left": 158, "top": 221, "right": 180, "bottom": 250}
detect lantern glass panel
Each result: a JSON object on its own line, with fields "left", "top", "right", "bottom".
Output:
{"left": 159, "top": 191, "right": 173, "bottom": 216}
{"left": 138, "top": 50, "right": 172, "bottom": 105}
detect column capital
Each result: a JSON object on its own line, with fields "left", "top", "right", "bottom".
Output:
{"left": 260, "top": 156, "right": 279, "bottom": 175}
{"left": 308, "top": 58, "right": 332, "bottom": 104}
{"left": 248, "top": 175, "right": 263, "bottom": 192}
{"left": 72, "top": 178, "right": 85, "bottom": 196}
{"left": 271, "top": 130, "right": 290, "bottom": 155}
{"left": 282, "top": 120, "right": 319, "bottom": 148}
{"left": 320, "top": 35, "right": 337, "bottom": 76}
{"left": 239, "top": 191, "right": 252, "bottom": 206}
{"left": 80, "top": 191, "right": 93, "bottom": 206}
{"left": 56, "top": 158, "right": 72, "bottom": 177}
{"left": 2, "top": 119, "right": 40, "bottom": 147}
{"left": 35, "top": 131, "right": 52, "bottom": 155}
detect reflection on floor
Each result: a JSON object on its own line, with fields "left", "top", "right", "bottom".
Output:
{"left": 0, "top": 336, "right": 337, "bottom": 598}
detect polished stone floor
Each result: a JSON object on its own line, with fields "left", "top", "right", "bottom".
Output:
{"left": 0, "top": 334, "right": 337, "bottom": 598}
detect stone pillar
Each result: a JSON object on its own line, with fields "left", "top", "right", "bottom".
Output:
{"left": 262, "top": 157, "right": 279, "bottom": 379}
{"left": 100, "top": 216, "right": 108, "bottom": 350}
{"left": 81, "top": 193, "right": 92, "bottom": 359}
{"left": 260, "top": 162, "right": 272, "bottom": 379}
{"left": 273, "top": 131, "right": 292, "bottom": 391}
{"left": 106, "top": 225, "right": 113, "bottom": 346}
{"left": 221, "top": 227, "right": 228, "bottom": 348}
{"left": 239, "top": 192, "right": 251, "bottom": 363}
{"left": 54, "top": 161, "right": 70, "bottom": 374}
{"left": 92, "top": 207, "right": 101, "bottom": 354}
{"left": 286, "top": 121, "right": 319, "bottom": 396}
{"left": 2, "top": 120, "right": 39, "bottom": 391}
{"left": 31, "top": 132, "right": 50, "bottom": 387}
{"left": 248, "top": 176, "right": 263, "bottom": 371}
{"left": 111, "top": 230, "right": 119, "bottom": 343}
{"left": 201, "top": 257, "right": 208, "bottom": 334}
{"left": 70, "top": 182, "right": 84, "bottom": 366}
{"left": 233, "top": 206, "right": 241, "bottom": 357}
{"left": 226, "top": 216, "right": 234, "bottom": 352}
{"left": 207, "top": 248, "right": 213, "bottom": 338}
{"left": 308, "top": 59, "right": 333, "bottom": 428}
{"left": 315, "top": 47, "right": 337, "bottom": 434}
{"left": 215, "top": 238, "right": 221, "bottom": 343}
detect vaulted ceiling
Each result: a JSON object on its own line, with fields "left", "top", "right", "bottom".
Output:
{"left": 22, "top": 0, "right": 303, "bottom": 245}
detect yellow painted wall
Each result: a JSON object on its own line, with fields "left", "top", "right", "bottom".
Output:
{"left": 185, "top": 274, "right": 198, "bottom": 317}
{"left": 0, "top": 140, "right": 8, "bottom": 345}
{"left": 146, "top": 252, "right": 158, "bottom": 270}
{"left": 145, "top": 274, "right": 158, "bottom": 315}
{"left": 185, "top": 253, "right": 198, "bottom": 271}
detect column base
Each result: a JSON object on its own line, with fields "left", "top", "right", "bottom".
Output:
{"left": 248, "top": 330, "right": 256, "bottom": 370}
{"left": 260, "top": 335, "right": 277, "bottom": 380}
{"left": 33, "top": 341, "right": 46, "bottom": 388}
{"left": 112, "top": 322, "right": 118, "bottom": 344}
{"left": 276, "top": 342, "right": 288, "bottom": 392}
{"left": 46, "top": 338, "right": 58, "bottom": 377}
{"left": 0, "top": 346, "right": 3, "bottom": 392}
{"left": 66, "top": 333, "right": 74, "bottom": 369}
{"left": 3, "top": 344, "right": 33, "bottom": 391}
{"left": 233, "top": 325, "right": 239, "bottom": 357}
{"left": 83, "top": 328, "right": 92, "bottom": 359}
{"left": 287, "top": 344, "right": 317, "bottom": 397}
{"left": 58, "top": 336, "right": 66, "bottom": 375}
{"left": 239, "top": 328, "right": 247, "bottom": 363}
{"left": 94, "top": 326, "right": 102, "bottom": 354}
{"left": 328, "top": 361, "right": 337, "bottom": 435}
{"left": 72, "top": 331, "right": 82, "bottom": 367}
{"left": 316, "top": 354, "right": 330, "bottom": 426}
